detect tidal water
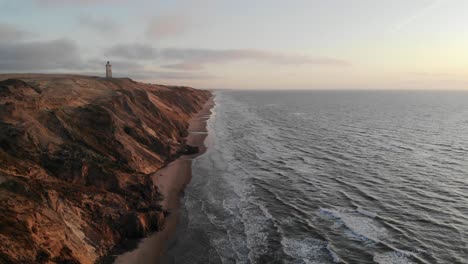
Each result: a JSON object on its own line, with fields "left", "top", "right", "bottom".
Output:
{"left": 164, "top": 90, "right": 468, "bottom": 264}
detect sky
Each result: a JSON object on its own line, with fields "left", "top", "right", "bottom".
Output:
{"left": 0, "top": 0, "right": 467, "bottom": 90}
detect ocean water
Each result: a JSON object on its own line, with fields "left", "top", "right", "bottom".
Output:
{"left": 164, "top": 90, "right": 468, "bottom": 264}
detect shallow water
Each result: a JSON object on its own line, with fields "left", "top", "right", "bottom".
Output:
{"left": 164, "top": 90, "right": 468, "bottom": 264}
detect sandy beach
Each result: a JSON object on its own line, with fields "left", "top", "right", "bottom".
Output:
{"left": 114, "top": 95, "right": 215, "bottom": 263}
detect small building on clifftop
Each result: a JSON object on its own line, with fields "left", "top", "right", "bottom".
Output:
{"left": 106, "top": 61, "right": 112, "bottom": 79}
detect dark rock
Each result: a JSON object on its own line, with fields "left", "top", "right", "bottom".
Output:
{"left": 35, "top": 249, "right": 51, "bottom": 263}
{"left": 179, "top": 144, "right": 199, "bottom": 155}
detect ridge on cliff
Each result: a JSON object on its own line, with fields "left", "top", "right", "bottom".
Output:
{"left": 0, "top": 74, "right": 211, "bottom": 264}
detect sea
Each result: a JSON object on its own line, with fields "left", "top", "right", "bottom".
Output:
{"left": 162, "top": 90, "right": 468, "bottom": 264}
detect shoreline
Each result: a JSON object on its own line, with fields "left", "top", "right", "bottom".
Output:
{"left": 113, "top": 95, "right": 215, "bottom": 263}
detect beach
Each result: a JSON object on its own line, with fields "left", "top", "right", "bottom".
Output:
{"left": 113, "top": 95, "right": 215, "bottom": 263}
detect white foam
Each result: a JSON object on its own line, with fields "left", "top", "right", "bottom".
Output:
{"left": 319, "top": 208, "right": 418, "bottom": 264}
{"left": 373, "top": 251, "right": 417, "bottom": 264}
{"left": 292, "top": 112, "right": 306, "bottom": 116}
{"left": 326, "top": 243, "right": 342, "bottom": 263}
{"left": 318, "top": 207, "right": 387, "bottom": 242}
{"left": 221, "top": 199, "right": 235, "bottom": 216}
{"left": 281, "top": 237, "right": 328, "bottom": 264}
{"left": 319, "top": 208, "right": 340, "bottom": 218}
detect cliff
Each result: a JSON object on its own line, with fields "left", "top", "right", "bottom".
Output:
{"left": 0, "top": 74, "right": 211, "bottom": 264}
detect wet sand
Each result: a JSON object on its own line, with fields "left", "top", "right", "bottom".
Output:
{"left": 114, "top": 96, "right": 215, "bottom": 264}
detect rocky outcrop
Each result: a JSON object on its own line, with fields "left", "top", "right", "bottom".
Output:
{"left": 0, "top": 75, "right": 211, "bottom": 263}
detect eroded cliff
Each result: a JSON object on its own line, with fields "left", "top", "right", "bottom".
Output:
{"left": 0, "top": 74, "right": 211, "bottom": 264}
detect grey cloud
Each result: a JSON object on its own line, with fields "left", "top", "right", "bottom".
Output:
{"left": 0, "top": 39, "right": 82, "bottom": 71}
{"left": 127, "top": 71, "right": 215, "bottom": 80}
{"left": 105, "top": 43, "right": 157, "bottom": 60}
{"left": 145, "top": 15, "right": 192, "bottom": 39}
{"left": 77, "top": 15, "right": 118, "bottom": 34}
{"left": 161, "top": 63, "right": 204, "bottom": 71}
{"left": 160, "top": 48, "right": 350, "bottom": 66}
{"left": 103, "top": 44, "right": 348, "bottom": 71}
{"left": 0, "top": 24, "right": 29, "bottom": 41}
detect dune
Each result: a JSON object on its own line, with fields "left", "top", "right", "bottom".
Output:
{"left": 0, "top": 74, "right": 211, "bottom": 263}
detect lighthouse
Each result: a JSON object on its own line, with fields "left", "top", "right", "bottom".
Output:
{"left": 105, "top": 61, "right": 112, "bottom": 79}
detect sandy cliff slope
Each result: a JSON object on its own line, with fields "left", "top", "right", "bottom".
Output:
{"left": 0, "top": 74, "right": 211, "bottom": 264}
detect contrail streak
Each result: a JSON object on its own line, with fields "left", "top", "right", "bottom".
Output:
{"left": 392, "top": 0, "right": 445, "bottom": 33}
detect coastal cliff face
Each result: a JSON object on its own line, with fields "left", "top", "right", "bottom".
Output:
{"left": 0, "top": 74, "right": 211, "bottom": 264}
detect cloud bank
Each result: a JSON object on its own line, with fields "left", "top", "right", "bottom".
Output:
{"left": 104, "top": 43, "right": 350, "bottom": 71}
{"left": 161, "top": 63, "right": 205, "bottom": 71}
{"left": 104, "top": 44, "right": 157, "bottom": 60}
{"left": 160, "top": 48, "right": 350, "bottom": 67}
{"left": 0, "top": 39, "right": 83, "bottom": 71}
{"left": 0, "top": 24, "right": 29, "bottom": 41}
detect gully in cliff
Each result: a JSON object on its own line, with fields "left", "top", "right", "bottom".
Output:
{"left": 0, "top": 74, "right": 212, "bottom": 264}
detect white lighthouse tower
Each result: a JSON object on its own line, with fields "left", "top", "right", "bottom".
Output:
{"left": 105, "top": 61, "right": 112, "bottom": 79}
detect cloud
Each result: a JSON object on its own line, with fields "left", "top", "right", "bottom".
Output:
{"left": 104, "top": 43, "right": 157, "bottom": 60}
{"left": 160, "top": 48, "right": 350, "bottom": 66}
{"left": 145, "top": 15, "right": 192, "bottom": 39}
{"left": 127, "top": 71, "right": 215, "bottom": 80}
{"left": 0, "top": 39, "right": 83, "bottom": 71}
{"left": 103, "top": 44, "right": 348, "bottom": 74}
{"left": 0, "top": 24, "right": 29, "bottom": 41}
{"left": 161, "top": 63, "right": 204, "bottom": 71}
{"left": 102, "top": 43, "right": 348, "bottom": 71}
{"left": 77, "top": 15, "right": 118, "bottom": 34}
